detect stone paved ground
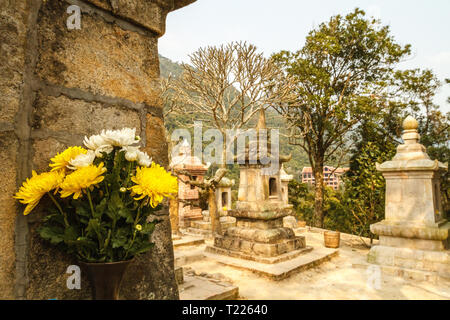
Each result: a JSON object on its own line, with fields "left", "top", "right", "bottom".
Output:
{"left": 175, "top": 229, "right": 450, "bottom": 300}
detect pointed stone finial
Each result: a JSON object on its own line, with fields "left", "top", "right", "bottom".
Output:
{"left": 256, "top": 108, "right": 267, "bottom": 130}
{"left": 403, "top": 115, "right": 418, "bottom": 131}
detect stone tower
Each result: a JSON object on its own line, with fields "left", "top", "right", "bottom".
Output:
{"left": 207, "top": 109, "right": 307, "bottom": 262}
{"left": 170, "top": 139, "right": 208, "bottom": 228}
{"left": 369, "top": 116, "right": 449, "bottom": 280}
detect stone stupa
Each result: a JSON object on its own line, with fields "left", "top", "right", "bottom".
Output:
{"left": 368, "top": 116, "right": 449, "bottom": 280}
{"left": 206, "top": 109, "right": 309, "bottom": 263}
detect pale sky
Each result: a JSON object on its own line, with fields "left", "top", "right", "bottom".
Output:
{"left": 159, "top": 0, "right": 450, "bottom": 112}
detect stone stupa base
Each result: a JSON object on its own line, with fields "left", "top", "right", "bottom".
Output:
{"left": 205, "top": 244, "right": 337, "bottom": 280}
{"left": 367, "top": 220, "right": 450, "bottom": 280}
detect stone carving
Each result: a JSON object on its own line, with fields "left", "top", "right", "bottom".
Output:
{"left": 368, "top": 116, "right": 449, "bottom": 278}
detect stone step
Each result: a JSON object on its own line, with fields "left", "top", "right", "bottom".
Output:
{"left": 204, "top": 247, "right": 338, "bottom": 281}
{"left": 173, "top": 236, "right": 205, "bottom": 248}
{"left": 174, "top": 247, "right": 207, "bottom": 267}
{"left": 179, "top": 275, "right": 239, "bottom": 300}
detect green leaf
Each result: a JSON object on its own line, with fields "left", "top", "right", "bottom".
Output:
{"left": 42, "top": 213, "right": 65, "bottom": 226}
{"left": 64, "top": 226, "right": 79, "bottom": 243}
{"left": 128, "top": 242, "right": 154, "bottom": 257}
{"left": 141, "top": 223, "right": 156, "bottom": 235}
{"left": 75, "top": 204, "right": 90, "bottom": 217}
{"left": 118, "top": 208, "right": 134, "bottom": 224}
{"left": 94, "top": 198, "right": 108, "bottom": 219}
{"left": 39, "top": 226, "right": 65, "bottom": 244}
{"left": 86, "top": 219, "right": 101, "bottom": 239}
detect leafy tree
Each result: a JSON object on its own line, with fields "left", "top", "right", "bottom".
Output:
{"left": 343, "top": 142, "right": 396, "bottom": 241}
{"left": 343, "top": 68, "right": 449, "bottom": 239}
{"left": 272, "top": 8, "right": 411, "bottom": 227}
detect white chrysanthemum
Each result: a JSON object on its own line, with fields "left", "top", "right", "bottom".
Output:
{"left": 83, "top": 134, "right": 114, "bottom": 157}
{"left": 95, "top": 145, "right": 114, "bottom": 158}
{"left": 83, "top": 134, "right": 109, "bottom": 150}
{"left": 121, "top": 146, "right": 139, "bottom": 162}
{"left": 137, "top": 150, "right": 152, "bottom": 167}
{"left": 101, "top": 128, "right": 139, "bottom": 147}
{"left": 68, "top": 150, "right": 96, "bottom": 170}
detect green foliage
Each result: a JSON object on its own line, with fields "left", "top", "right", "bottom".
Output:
{"left": 272, "top": 8, "right": 412, "bottom": 227}
{"left": 39, "top": 147, "right": 161, "bottom": 263}
{"left": 288, "top": 179, "right": 350, "bottom": 232}
{"left": 342, "top": 142, "right": 396, "bottom": 237}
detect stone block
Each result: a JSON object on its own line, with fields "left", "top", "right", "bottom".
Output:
{"left": 369, "top": 245, "right": 450, "bottom": 274}
{"left": 85, "top": 0, "right": 174, "bottom": 36}
{"left": 174, "top": 266, "right": 184, "bottom": 284}
{"left": 236, "top": 217, "right": 282, "bottom": 230}
{"left": 32, "top": 138, "right": 69, "bottom": 173}
{"left": 37, "top": 1, "right": 161, "bottom": 106}
{"left": 283, "top": 216, "right": 297, "bottom": 229}
{"left": 252, "top": 243, "right": 278, "bottom": 257}
{"left": 0, "top": 3, "right": 28, "bottom": 124}
{"left": 0, "top": 132, "right": 18, "bottom": 299}
{"left": 32, "top": 93, "right": 142, "bottom": 137}
{"left": 224, "top": 227, "right": 295, "bottom": 243}
{"left": 144, "top": 113, "right": 168, "bottom": 165}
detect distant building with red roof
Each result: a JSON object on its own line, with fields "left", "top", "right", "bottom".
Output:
{"left": 301, "top": 166, "right": 349, "bottom": 190}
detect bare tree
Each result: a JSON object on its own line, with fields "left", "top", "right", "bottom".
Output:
{"left": 163, "top": 41, "right": 295, "bottom": 168}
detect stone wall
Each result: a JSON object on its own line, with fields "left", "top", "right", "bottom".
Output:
{"left": 0, "top": 0, "right": 194, "bottom": 299}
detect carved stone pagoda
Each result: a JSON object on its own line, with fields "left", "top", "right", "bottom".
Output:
{"left": 207, "top": 109, "right": 308, "bottom": 263}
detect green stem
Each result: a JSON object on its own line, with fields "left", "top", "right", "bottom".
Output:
{"left": 48, "top": 192, "right": 69, "bottom": 227}
{"left": 86, "top": 189, "right": 96, "bottom": 217}
{"left": 124, "top": 203, "right": 143, "bottom": 260}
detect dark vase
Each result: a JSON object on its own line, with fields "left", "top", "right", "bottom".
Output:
{"left": 79, "top": 259, "right": 133, "bottom": 300}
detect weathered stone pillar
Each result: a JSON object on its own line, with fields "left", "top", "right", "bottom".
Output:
{"left": 0, "top": 0, "right": 195, "bottom": 299}
{"left": 368, "top": 116, "right": 449, "bottom": 279}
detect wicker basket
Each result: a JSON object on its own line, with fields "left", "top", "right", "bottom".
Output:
{"left": 324, "top": 231, "right": 340, "bottom": 248}
{"left": 297, "top": 221, "right": 307, "bottom": 228}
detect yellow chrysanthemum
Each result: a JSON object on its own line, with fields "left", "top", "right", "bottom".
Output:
{"left": 130, "top": 163, "right": 178, "bottom": 208}
{"left": 14, "top": 170, "right": 65, "bottom": 215}
{"left": 49, "top": 146, "right": 87, "bottom": 172}
{"left": 59, "top": 163, "right": 106, "bottom": 199}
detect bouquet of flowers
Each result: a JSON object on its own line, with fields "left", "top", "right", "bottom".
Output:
{"left": 15, "top": 128, "right": 178, "bottom": 263}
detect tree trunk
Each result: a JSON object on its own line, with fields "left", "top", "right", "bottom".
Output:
{"left": 208, "top": 188, "right": 222, "bottom": 236}
{"left": 221, "top": 141, "right": 227, "bottom": 169}
{"left": 313, "top": 162, "right": 325, "bottom": 228}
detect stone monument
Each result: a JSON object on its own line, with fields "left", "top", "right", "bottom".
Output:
{"left": 280, "top": 164, "right": 293, "bottom": 205}
{"left": 207, "top": 110, "right": 308, "bottom": 263}
{"left": 368, "top": 116, "right": 449, "bottom": 279}
{"left": 187, "top": 177, "right": 236, "bottom": 236}
{"left": 170, "top": 140, "right": 208, "bottom": 228}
